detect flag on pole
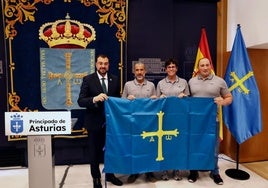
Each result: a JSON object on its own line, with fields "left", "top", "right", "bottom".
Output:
{"left": 192, "top": 27, "right": 214, "bottom": 77}
{"left": 223, "top": 25, "right": 262, "bottom": 144}
{"left": 192, "top": 28, "right": 222, "bottom": 140}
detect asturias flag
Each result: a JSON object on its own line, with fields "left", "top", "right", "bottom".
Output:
{"left": 104, "top": 97, "right": 217, "bottom": 174}
{"left": 223, "top": 25, "right": 262, "bottom": 144}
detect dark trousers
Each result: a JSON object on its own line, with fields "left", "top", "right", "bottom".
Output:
{"left": 87, "top": 129, "right": 105, "bottom": 178}
{"left": 87, "top": 128, "right": 115, "bottom": 179}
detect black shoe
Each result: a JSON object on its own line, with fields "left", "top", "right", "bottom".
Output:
{"left": 106, "top": 175, "right": 123, "bottom": 186}
{"left": 127, "top": 174, "right": 139, "bottom": 183}
{"left": 188, "top": 170, "right": 198, "bottom": 183}
{"left": 93, "top": 178, "right": 102, "bottom": 188}
{"left": 210, "top": 173, "right": 223, "bottom": 185}
{"left": 145, "top": 172, "right": 157, "bottom": 183}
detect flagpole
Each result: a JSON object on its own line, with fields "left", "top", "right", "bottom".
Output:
{"left": 225, "top": 143, "right": 250, "bottom": 180}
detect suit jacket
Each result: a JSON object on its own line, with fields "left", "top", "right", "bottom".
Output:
{"left": 77, "top": 72, "right": 120, "bottom": 131}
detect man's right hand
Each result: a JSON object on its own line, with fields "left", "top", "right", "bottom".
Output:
{"left": 93, "top": 93, "right": 108, "bottom": 103}
{"left": 127, "top": 95, "right": 136, "bottom": 100}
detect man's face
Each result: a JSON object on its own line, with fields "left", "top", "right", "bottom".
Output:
{"left": 134, "top": 63, "right": 146, "bottom": 82}
{"left": 96, "top": 56, "right": 109, "bottom": 76}
{"left": 198, "top": 58, "right": 212, "bottom": 78}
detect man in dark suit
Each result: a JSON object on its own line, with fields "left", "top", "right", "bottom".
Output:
{"left": 78, "top": 54, "right": 122, "bottom": 188}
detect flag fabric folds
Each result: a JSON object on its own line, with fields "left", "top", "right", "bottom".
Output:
{"left": 104, "top": 97, "right": 217, "bottom": 174}
{"left": 192, "top": 27, "right": 214, "bottom": 77}
{"left": 40, "top": 48, "right": 95, "bottom": 110}
{"left": 223, "top": 25, "right": 262, "bottom": 144}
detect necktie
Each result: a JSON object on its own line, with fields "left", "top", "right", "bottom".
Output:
{"left": 101, "top": 77, "right": 107, "bottom": 93}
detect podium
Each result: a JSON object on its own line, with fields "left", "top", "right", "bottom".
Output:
{"left": 27, "top": 135, "right": 55, "bottom": 188}
{"left": 5, "top": 111, "right": 71, "bottom": 188}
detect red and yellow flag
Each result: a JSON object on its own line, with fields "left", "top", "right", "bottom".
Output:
{"left": 193, "top": 28, "right": 223, "bottom": 140}
{"left": 192, "top": 28, "right": 214, "bottom": 77}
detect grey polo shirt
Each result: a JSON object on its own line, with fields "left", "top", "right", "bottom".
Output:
{"left": 189, "top": 74, "right": 230, "bottom": 122}
{"left": 156, "top": 76, "right": 190, "bottom": 97}
{"left": 188, "top": 74, "right": 230, "bottom": 98}
{"left": 122, "top": 79, "right": 156, "bottom": 98}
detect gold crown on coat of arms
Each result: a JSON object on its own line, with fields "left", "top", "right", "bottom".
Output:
{"left": 39, "top": 13, "right": 96, "bottom": 48}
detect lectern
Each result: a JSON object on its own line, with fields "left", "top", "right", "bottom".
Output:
{"left": 5, "top": 111, "right": 71, "bottom": 188}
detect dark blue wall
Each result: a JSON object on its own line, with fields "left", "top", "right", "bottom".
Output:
{"left": 127, "top": 0, "right": 218, "bottom": 83}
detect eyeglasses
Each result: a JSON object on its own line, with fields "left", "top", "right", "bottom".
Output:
{"left": 167, "top": 66, "right": 176, "bottom": 69}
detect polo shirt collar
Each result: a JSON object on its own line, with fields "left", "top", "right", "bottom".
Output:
{"left": 165, "top": 75, "right": 179, "bottom": 83}
{"left": 134, "top": 78, "right": 147, "bottom": 85}
{"left": 197, "top": 74, "right": 214, "bottom": 80}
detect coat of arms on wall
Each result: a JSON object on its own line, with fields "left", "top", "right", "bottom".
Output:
{"left": 2, "top": 0, "right": 127, "bottom": 140}
{"left": 39, "top": 14, "right": 96, "bottom": 110}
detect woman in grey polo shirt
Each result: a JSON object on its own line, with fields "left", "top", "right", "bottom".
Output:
{"left": 156, "top": 58, "right": 190, "bottom": 181}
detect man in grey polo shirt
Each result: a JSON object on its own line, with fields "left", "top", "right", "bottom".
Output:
{"left": 122, "top": 62, "right": 156, "bottom": 99}
{"left": 122, "top": 62, "right": 157, "bottom": 183}
{"left": 188, "top": 57, "right": 233, "bottom": 185}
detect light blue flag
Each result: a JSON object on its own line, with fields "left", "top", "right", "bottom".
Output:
{"left": 40, "top": 48, "right": 95, "bottom": 110}
{"left": 223, "top": 25, "right": 262, "bottom": 144}
{"left": 104, "top": 97, "right": 217, "bottom": 174}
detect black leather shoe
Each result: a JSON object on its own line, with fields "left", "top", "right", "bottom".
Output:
{"left": 145, "top": 172, "right": 157, "bottom": 183}
{"left": 106, "top": 175, "right": 123, "bottom": 186}
{"left": 188, "top": 170, "right": 199, "bottom": 183}
{"left": 93, "top": 178, "right": 102, "bottom": 188}
{"left": 210, "top": 173, "right": 224, "bottom": 185}
{"left": 127, "top": 174, "right": 139, "bottom": 183}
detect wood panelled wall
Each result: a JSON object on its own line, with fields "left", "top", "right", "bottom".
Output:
{"left": 217, "top": 0, "right": 268, "bottom": 162}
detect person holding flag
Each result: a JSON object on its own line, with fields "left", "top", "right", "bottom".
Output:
{"left": 193, "top": 27, "right": 225, "bottom": 140}
{"left": 188, "top": 57, "right": 233, "bottom": 185}
{"left": 156, "top": 58, "right": 189, "bottom": 181}
{"left": 122, "top": 61, "right": 158, "bottom": 183}
{"left": 77, "top": 54, "right": 123, "bottom": 188}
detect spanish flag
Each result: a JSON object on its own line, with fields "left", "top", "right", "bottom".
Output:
{"left": 193, "top": 28, "right": 223, "bottom": 140}
{"left": 192, "top": 28, "right": 214, "bottom": 77}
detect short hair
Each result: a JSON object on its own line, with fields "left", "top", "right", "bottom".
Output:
{"left": 165, "top": 58, "right": 178, "bottom": 68}
{"left": 133, "top": 61, "right": 146, "bottom": 72}
{"left": 96, "top": 54, "right": 109, "bottom": 60}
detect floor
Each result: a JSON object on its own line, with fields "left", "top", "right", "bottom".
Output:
{"left": 243, "top": 160, "right": 268, "bottom": 180}
{"left": 0, "top": 154, "right": 267, "bottom": 188}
